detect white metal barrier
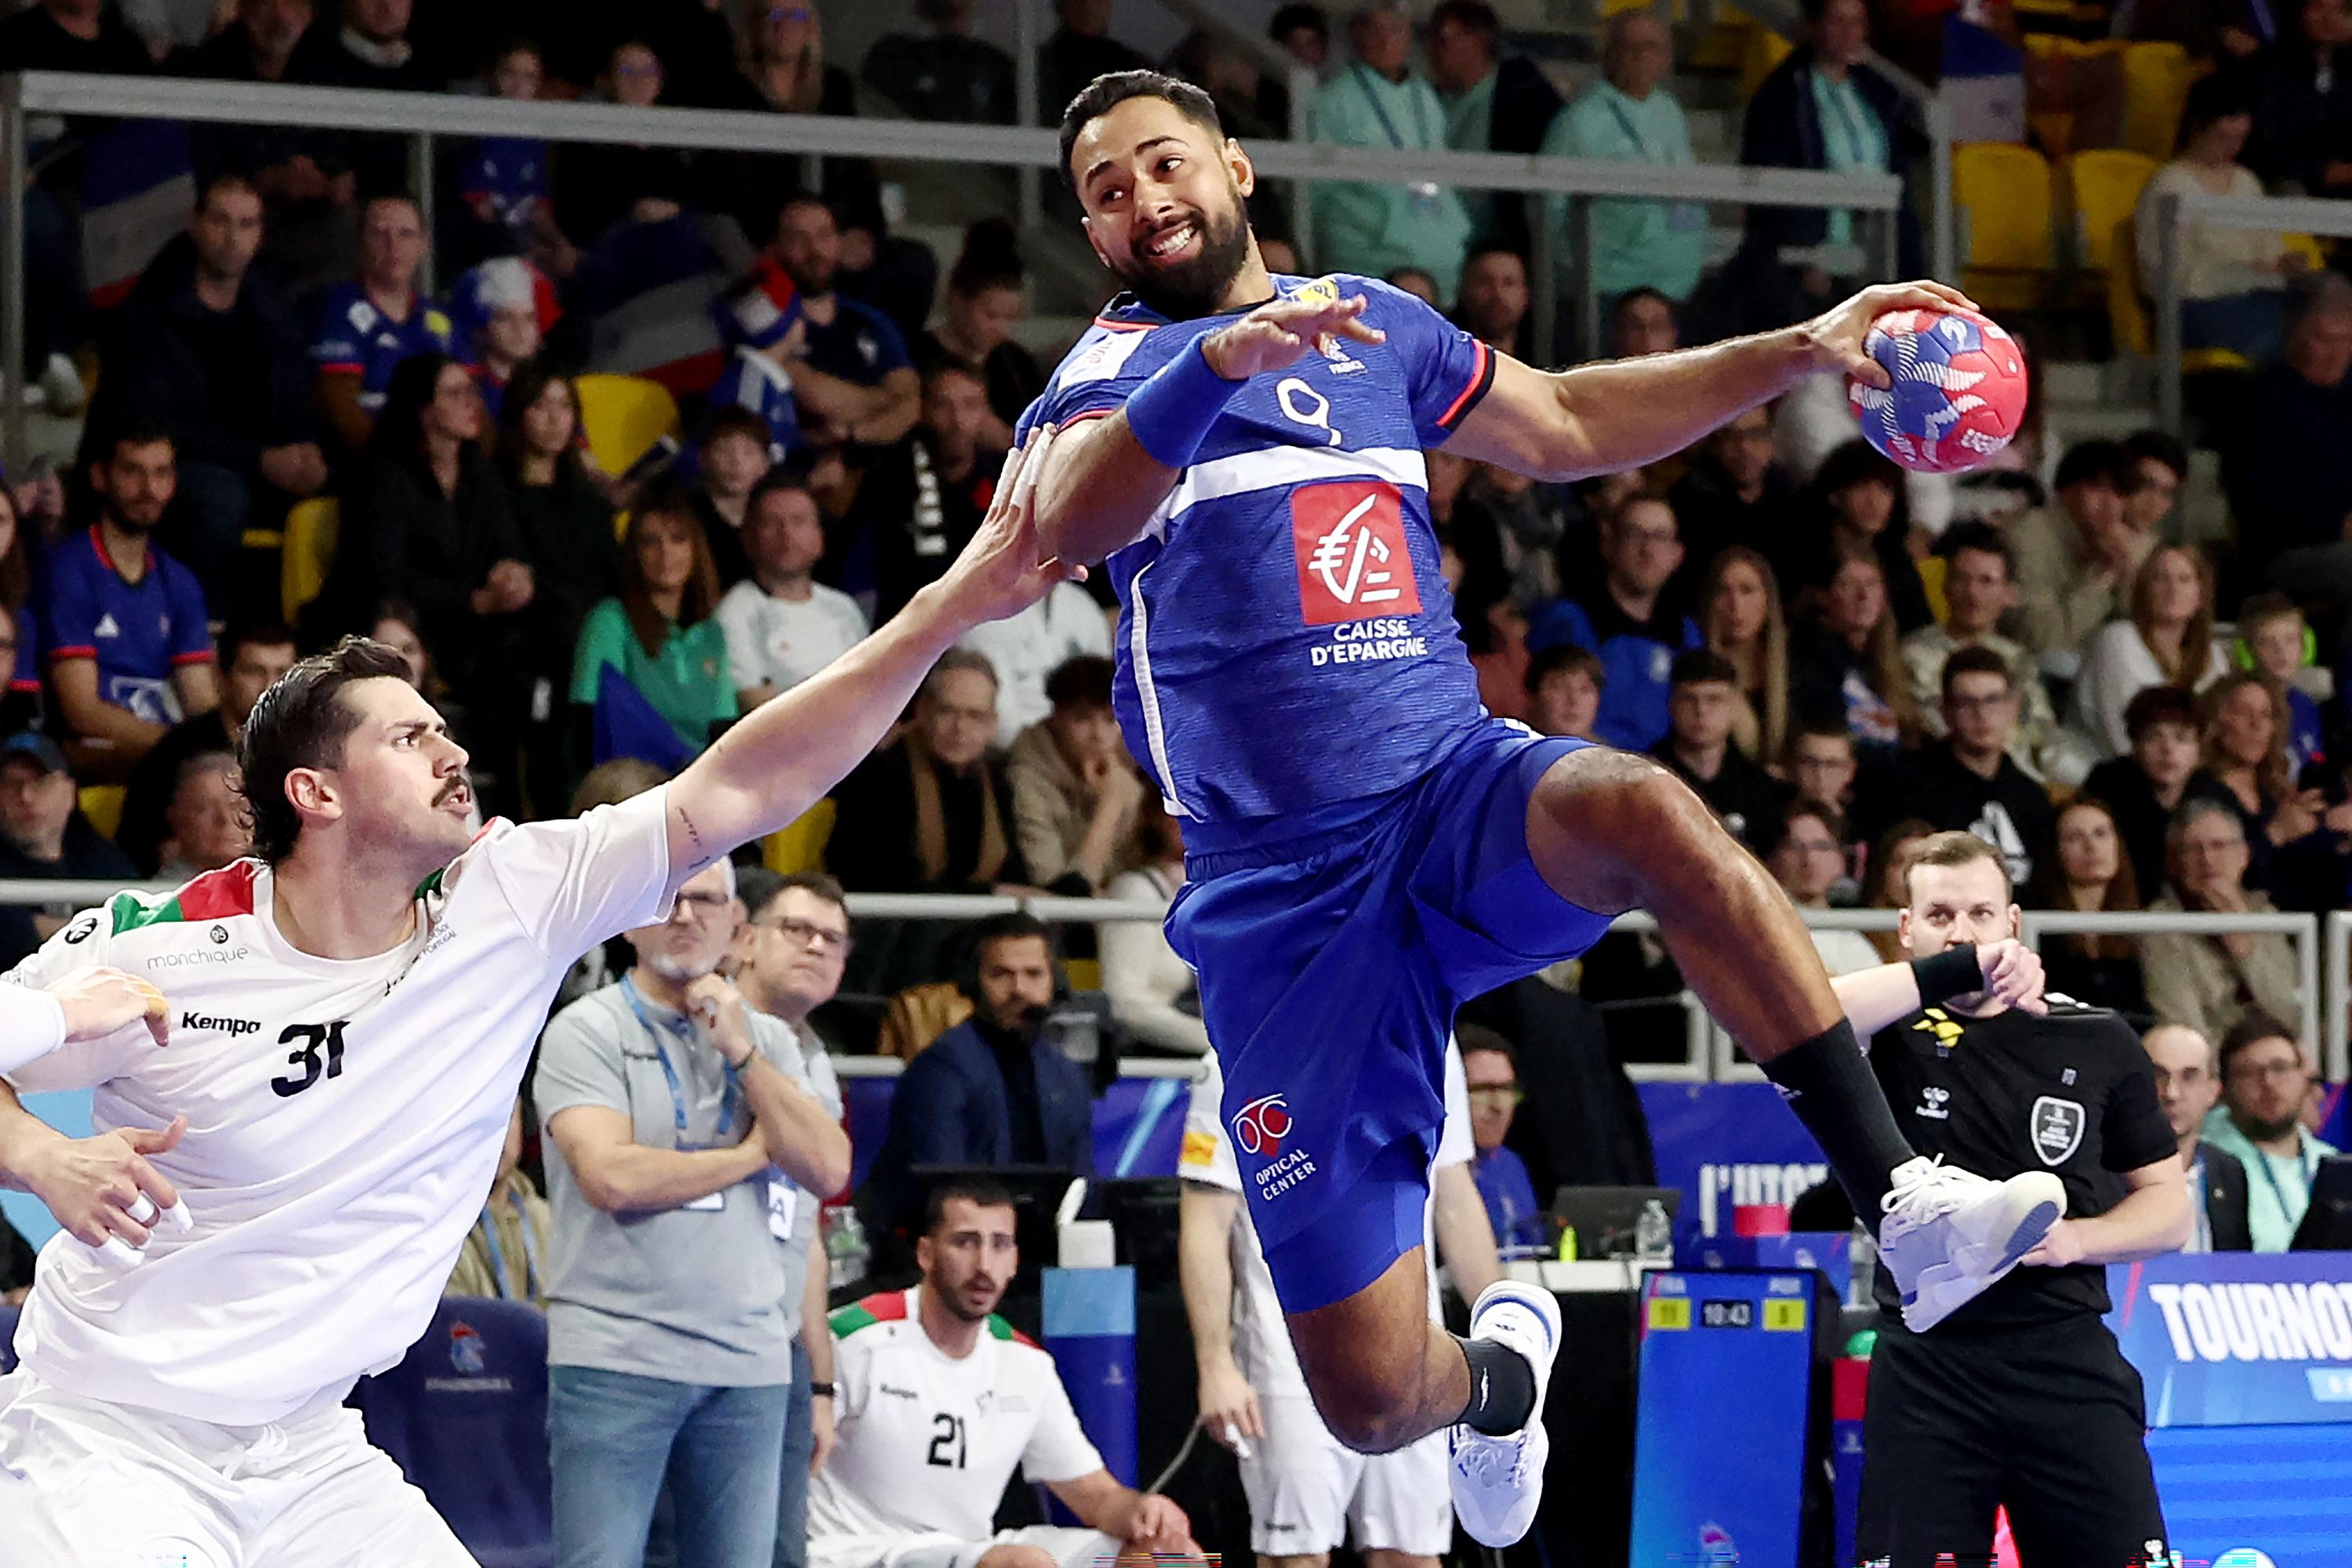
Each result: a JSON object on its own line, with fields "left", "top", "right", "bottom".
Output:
{"left": 0, "top": 880, "right": 2331, "bottom": 1080}
{"left": 2147, "top": 187, "right": 2352, "bottom": 432}
{"left": 0, "top": 69, "right": 1911, "bottom": 471}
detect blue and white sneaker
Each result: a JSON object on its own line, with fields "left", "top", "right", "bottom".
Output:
{"left": 1448, "top": 1279, "right": 1560, "bottom": 1547}
{"left": 1878, "top": 1156, "right": 2065, "bottom": 1331}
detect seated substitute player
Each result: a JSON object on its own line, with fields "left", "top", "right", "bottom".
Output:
{"left": 811, "top": 1176, "right": 1197, "bottom": 1568}
{"left": 1828, "top": 830, "right": 2190, "bottom": 1568}
{"left": 1026, "top": 69, "right": 2064, "bottom": 1543}
{"left": 0, "top": 431, "right": 1082, "bottom": 1566}
{"left": 1180, "top": 1040, "right": 1497, "bottom": 1568}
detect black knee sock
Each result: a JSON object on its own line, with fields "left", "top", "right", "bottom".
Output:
{"left": 1757, "top": 1017, "right": 1915, "bottom": 1223}
{"left": 1454, "top": 1334, "right": 1537, "bottom": 1436}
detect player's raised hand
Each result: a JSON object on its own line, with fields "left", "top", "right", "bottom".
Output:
{"left": 936, "top": 423, "right": 1087, "bottom": 626}
{"left": 1974, "top": 937, "right": 2048, "bottom": 1015}
{"left": 1200, "top": 289, "right": 1386, "bottom": 382}
{"left": 1801, "top": 279, "right": 1983, "bottom": 390}
{"left": 47, "top": 966, "right": 169, "bottom": 1048}
{"left": 24, "top": 1116, "right": 193, "bottom": 1259}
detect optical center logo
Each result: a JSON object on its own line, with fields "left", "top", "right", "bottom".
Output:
{"left": 1232, "top": 1094, "right": 1318, "bottom": 1200}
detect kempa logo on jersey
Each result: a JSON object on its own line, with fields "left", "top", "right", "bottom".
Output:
{"left": 180, "top": 1011, "right": 257, "bottom": 1036}
{"left": 2143, "top": 1279, "right": 2352, "bottom": 1365}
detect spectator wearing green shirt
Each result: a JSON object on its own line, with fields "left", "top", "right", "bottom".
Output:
{"left": 572, "top": 495, "right": 737, "bottom": 763}
{"left": 2199, "top": 1011, "right": 2339, "bottom": 1251}
{"left": 1541, "top": 11, "right": 1703, "bottom": 312}
{"left": 1425, "top": 0, "right": 1562, "bottom": 252}
{"left": 1310, "top": 1, "right": 1474, "bottom": 299}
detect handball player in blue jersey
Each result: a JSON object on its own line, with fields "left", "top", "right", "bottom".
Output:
{"left": 1019, "top": 71, "right": 2067, "bottom": 1545}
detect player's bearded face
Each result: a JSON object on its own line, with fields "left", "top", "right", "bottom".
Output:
{"left": 1112, "top": 177, "right": 1250, "bottom": 319}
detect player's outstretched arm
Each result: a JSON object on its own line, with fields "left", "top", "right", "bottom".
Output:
{"left": 1045, "top": 1469, "right": 1196, "bottom": 1552}
{"left": 662, "top": 427, "right": 1082, "bottom": 883}
{"left": 1445, "top": 280, "right": 1979, "bottom": 483}
{"left": 0, "top": 1085, "right": 188, "bottom": 1255}
{"left": 1828, "top": 938, "right": 2047, "bottom": 1037}
{"left": 1033, "top": 292, "right": 1388, "bottom": 567}
{"left": 2020, "top": 1158, "right": 2191, "bottom": 1268}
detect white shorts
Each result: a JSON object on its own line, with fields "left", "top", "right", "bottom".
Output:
{"left": 815, "top": 1524, "right": 1120, "bottom": 1568}
{"left": 0, "top": 1369, "right": 478, "bottom": 1568}
{"left": 1236, "top": 1392, "right": 1452, "bottom": 1557}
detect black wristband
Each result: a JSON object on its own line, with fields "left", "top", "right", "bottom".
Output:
{"left": 1910, "top": 943, "right": 1981, "bottom": 1005}
{"left": 808, "top": 1381, "right": 835, "bottom": 1398}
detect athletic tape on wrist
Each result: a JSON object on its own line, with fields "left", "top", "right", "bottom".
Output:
{"left": 1125, "top": 337, "right": 1243, "bottom": 470}
{"left": 1910, "top": 942, "right": 1981, "bottom": 1006}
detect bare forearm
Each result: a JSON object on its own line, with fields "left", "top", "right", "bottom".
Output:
{"left": 789, "top": 361, "right": 883, "bottom": 425}
{"left": 0, "top": 1083, "right": 64, "bottom": 1192}
{"left": 673, "top": 583, "right": 969, "bottom": 860}
{"left": 60, "top": 687, "right": 167, "bottom": 752}
{"left": 1176, "top": 1188, "right": 1241, "bottom": 1370}
{"left": 1536, "top": 328, "right": 1814, "bottom": 481}
{"left": 575, "top": 1138, "right": 766, "bottom": 1214}
{"left": 738, "top": 1053, "right": 851, "bottom": 1195}
{"left": 1433, "top": 1161, "right": 1503, "bottom": 1299}
{"left": 1035, "top": 413, "right": 1178, "bottom": 566}
{"left": 2074, "top": 1181, "right": 2193, "bottom": 1262}
{"left": 1831, "top": 963, "right": 1926, "bottom": 1038}
{"left": 801, "top": 1232, "right": 833, "bottom": 1374}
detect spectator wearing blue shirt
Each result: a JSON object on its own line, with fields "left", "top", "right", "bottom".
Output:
{"left": 1528, "top": 493, "right": 1700, "bottom": 751}
{"left": 43, "top": 423, "right": 219, "bottom": 782}
{"left": 309, "top": 193, "right": 459, "bottom": 456}
{"left": 455, "top": 41, "right": 568, "bottom": 270}
{"left": 2238, "top": 594, "right": 2327, "bottom": 777}
{"left": 766, "top": 196, "right": 920, "bottom": 448}
{"left": 1459, "top": 1027, "right": 1548, "bottom": 1253}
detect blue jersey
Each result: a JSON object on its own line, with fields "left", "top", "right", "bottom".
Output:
{"left": 1017, "top": 276, "right": 1497, "bottom": 837}
{"left": 309, "top": 282, "right": 459, "bottom": 416}
{"left": 40, "top": 527, "right": 212, "bottom": 725}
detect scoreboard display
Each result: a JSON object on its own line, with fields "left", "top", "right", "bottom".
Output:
{"left": 1629, "top": 1271, "right": 1830, "bottom": 1568}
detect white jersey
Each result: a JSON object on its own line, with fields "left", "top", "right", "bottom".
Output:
{"left": 717, "top": 579, "right": 870, "bottom": 699}
{"left": 1181, "top": 1041, "right": 1473, "bottom": 1396}
{"left": 0, "top": 789, "right": 674, "bottom": 1425}
{"left": 812, "top": 1285, "right": 1104, "bottom": 1546}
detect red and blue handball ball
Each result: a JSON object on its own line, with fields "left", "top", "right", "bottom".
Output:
{"left": 1846, "top": 306, "right": 2029, "bottom": 474}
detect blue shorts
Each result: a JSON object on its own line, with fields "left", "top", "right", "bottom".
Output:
{"left": 1167, "top": 721, "right": 1613, "bottom": 1313}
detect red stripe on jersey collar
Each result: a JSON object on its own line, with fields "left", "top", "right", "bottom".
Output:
{"left": 85, "top": 524, "right": 154, "bottom": 585}
{"left": 178, "top": 860, "right": 260, "bottom": 920}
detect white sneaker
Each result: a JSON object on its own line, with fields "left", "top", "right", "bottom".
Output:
{"left": 1878, "top": 1156, "right": 2065, "bottom": 1332}
{"left": 1448, "top": 1280, "right": 1560, "bottom": 1547}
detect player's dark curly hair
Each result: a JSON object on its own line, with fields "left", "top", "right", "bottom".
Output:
{"left": 1057, "top": 69, "right": 1225, "bottom": 194}
{"left": 238, "top": 637, "right": 416, "bottom": 863}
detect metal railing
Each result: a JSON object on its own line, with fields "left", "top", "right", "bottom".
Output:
{"left": 2148, "top": 187, "right": 2352, "bottom": 433}
{"left": 0, "top": 878, "right": 2335, "bottom": 1079}
{"left": 2, "top": 67, "right": 1915, "bottom": 469}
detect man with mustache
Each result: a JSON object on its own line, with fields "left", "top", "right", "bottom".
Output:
{"left": 1027, "top": 68, "right": 2066, "bottom": 1545}
{"left": 0, "top": 426, "right": 1076, "bottom": 1564}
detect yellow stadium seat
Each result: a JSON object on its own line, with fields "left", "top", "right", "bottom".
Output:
{"left": 2286, "top": 231, "right": 2328, "bottom": 270}
{"left": 2066, "top": 148, "right": 2159, "bottom": 281}
{"left": 1953, "top": 142, "right": 2055, "bottom": 311}
{"left": 78, "top": 785, "right": 125, "bottom": 840}
{"left": 575, "top": 374, "right": 682, "bottom": 478}
{"left": 2120, "top": 42, "right": 2199, "bottom": 158}
{"left": 2105, "top": 209, "right": 2253, "bottom": 374}
{"left": 281, "top": 497, "right": 339, "bottom": 628}
{"left": 1064, "top": 958, "right": 1103, "bottom": 993}
{"left": 1740, "top": 26, "right": 1793, "bottom": 101}
{"left": 240, "top": 527, "right": 285, "bottom": 553}
{"left": 761, "top": 798, "right": 837, "bottom": 876}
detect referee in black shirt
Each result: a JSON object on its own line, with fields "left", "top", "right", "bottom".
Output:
{"left": 1831, "top": 830, "right": 2190, "bottom": 1568}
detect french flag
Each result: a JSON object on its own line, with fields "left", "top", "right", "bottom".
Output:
{"left": 80, "top": 120, "right": 195, "bottom": 310}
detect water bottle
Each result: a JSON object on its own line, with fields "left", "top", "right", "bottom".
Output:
{"left": 1848, "top": 1219, "right": 1878, "bottom": 1309}
{"left": 1633, "top": 1198, "right": 1672, "bottom": 1266}
{"left": 822, "top": 1204, "right": 869, "bottom": 1290}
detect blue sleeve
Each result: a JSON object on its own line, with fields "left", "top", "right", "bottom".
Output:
{"left": 163, "top": 561, "right": 212, "bottom": 662}
{"left": 1014, "top": 327, "right": 1159, "bottom": 442}
{"left": 1526, "top": 599, "right": 1597, "bottom": 655}
{"left": 894, "top": 1049, "right": 971, "bottom": 1168}
{"left": 865, "top": 310, "right": 911, "bottom": 376}
{"left": 1370, "top": 281, "right": 1498, "bottom": 445}
{"left": 310, "top": 292, "right": 361, "bottom": 371}
{"left": 42, "top": 559, "right": 100, "bottom": 662}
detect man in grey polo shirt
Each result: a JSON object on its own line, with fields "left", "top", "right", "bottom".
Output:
{"left": 536, "top": 856, "right": 854, "bottom": 1568}
{"left": 732, "top": 866, "right": 856, "bottom": 1568}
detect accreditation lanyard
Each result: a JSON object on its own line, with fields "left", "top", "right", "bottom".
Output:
{"left": 1352, "top": 67, "right": 1443, "bottom": 206}
{"left": 475, "top": 1203, "right": 541, "bottom": 1301}
{"left": 2251, "top": 1138, "right": 2320, "bottom": 1229}
{"left": 1601, "top": 92, "right": 1700, "bottom": 230}
{"left": 620, "top": 975, "right": 741, "bottom": 1150}
{"left": 1813, "top": 71, "right": 1885, "bottom": 172}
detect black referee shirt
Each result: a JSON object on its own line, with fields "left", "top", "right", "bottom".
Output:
{"left": 1869, "top": 997, "right": 2176, "bottom": 1328}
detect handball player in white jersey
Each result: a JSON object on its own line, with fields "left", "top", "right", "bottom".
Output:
{"left": 1178, "top": 1042, "right": 1485, "bottom": 1568}
{"left": 0, "top": 445, "right": 1081, "bottom": 1568}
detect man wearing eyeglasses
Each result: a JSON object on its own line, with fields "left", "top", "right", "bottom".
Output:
{"left": 535, "top": 856, "right": 855, "bottom": 1568}
{"left": 2198, "top": 1010, "right": 2337, "bottom": 1252}
{"left": 731, "top": 866, "right": 858, "bottom": 1568}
